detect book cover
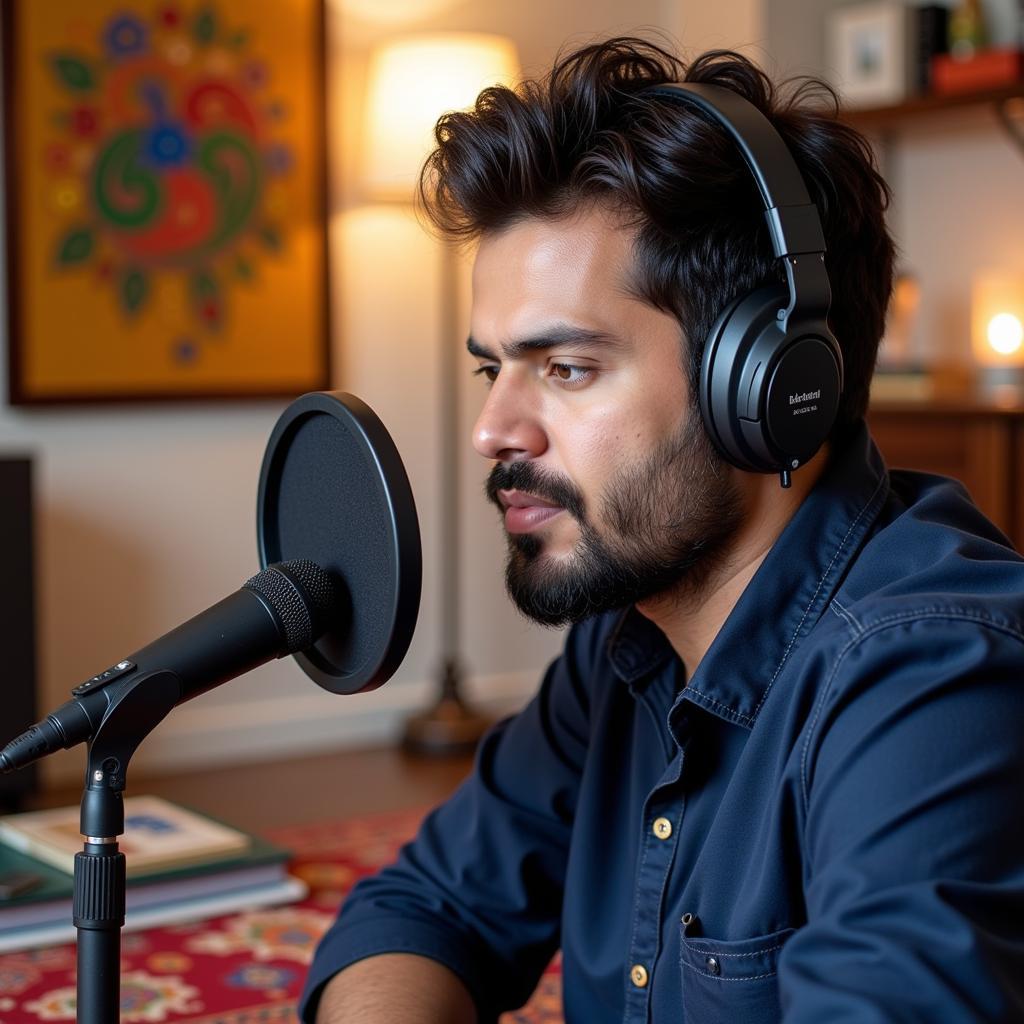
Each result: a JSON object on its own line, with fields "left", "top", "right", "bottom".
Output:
{"left": 0, "top": 795, "right": 251, "bottom": 877}
{"left": 0, "top": 815, "right": 303, "bottom": 952}
{"left": 931, "top": 48, "right": 1024, "bottom": 95}
{"left": 0, "top": 871, "right": 306, "bottom": 954}
{"left": 915, "top": 4, "right": 950, "bottom": 93}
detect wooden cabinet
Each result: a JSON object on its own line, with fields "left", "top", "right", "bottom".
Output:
{"left": 867, "top": 400, "right": 1024, "bottom": 551}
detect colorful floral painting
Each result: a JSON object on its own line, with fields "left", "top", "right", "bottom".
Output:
{"left": 4, "top": 0, "right": 328, "bottom": 403}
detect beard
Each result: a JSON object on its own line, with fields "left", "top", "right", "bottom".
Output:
{"left": 485, "top": 412, "right": 744, "bottom": 627}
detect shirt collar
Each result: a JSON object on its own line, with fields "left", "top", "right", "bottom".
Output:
{"left": 607, "top": 420, "right": 890, "bottom": 727}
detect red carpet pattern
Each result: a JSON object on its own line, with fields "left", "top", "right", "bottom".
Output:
{"left": 0, "top": 807, "right": 562, "bottom": 1022}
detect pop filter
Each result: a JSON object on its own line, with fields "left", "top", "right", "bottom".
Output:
{"left": 257, "top": 392, "right": 421, "bottom": 695}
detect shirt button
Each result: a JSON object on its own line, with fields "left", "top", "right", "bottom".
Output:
{"left": 630, "top": 963, "right": 649, "bottom": 988}
{"left": 706, "top": 956, "right": 721, "bottom": 975}
{"left": 652, "top": 817, "right": 673, "bottom": 840}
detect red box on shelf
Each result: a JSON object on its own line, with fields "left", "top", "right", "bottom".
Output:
{"left": 931, "top": 48, "right": 1024, "bottom": 95}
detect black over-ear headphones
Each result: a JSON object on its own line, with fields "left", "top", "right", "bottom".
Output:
{"left": 645, "top": 83, "right": 843, "bottom": 488}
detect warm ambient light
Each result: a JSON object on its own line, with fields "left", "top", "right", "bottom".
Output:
{"left": 363, "top": 33, "right": 520, "bottom": 200}
{"left": 972, "top": 273, "right": 1024, "bottom": 367}
{"left": 987, "top": 313, "right": 1024, "bottom": 356}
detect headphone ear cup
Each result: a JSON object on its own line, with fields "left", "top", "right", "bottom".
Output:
{"left": 761, "top": 329, "right": 842, "bottom": 467}
{"left": 699, "top": 285, "right": 789, "bottom": 472}
{"left": 700, "top": 285, "right": 842, "bottom": 474}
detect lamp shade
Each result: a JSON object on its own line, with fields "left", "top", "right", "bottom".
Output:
{"left": 971, "top": 272, "right": 1024, "bottom": 367}
{"left": 362, "top": 33, "right": 520, "bottom": 200}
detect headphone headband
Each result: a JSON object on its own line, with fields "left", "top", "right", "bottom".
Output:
{"left": 643, "top": 81, "right": 842, "bottom": 486}
{"left": 646, "top": 83, "right": 827, "bottom": 261}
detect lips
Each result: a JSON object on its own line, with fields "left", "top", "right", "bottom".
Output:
{"left": 497, "top": 489, "right": 564, "bottom": 534}
{"left": 498, "top": 489, "right": 561, "bottom": 510}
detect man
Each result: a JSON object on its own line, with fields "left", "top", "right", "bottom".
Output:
{"left": 303, "top": 38, "right": 1024, "bottom": 1022}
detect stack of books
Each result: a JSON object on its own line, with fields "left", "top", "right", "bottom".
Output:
{"left": 0, "top": 795, "right": 305, "bottom": 952}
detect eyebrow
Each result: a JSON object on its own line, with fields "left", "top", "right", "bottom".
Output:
{"left": 466, "top": 325, "right": 622, "bottom": 361}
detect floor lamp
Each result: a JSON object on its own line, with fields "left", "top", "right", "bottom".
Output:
{"left": 362, "top": 34, "right": 521, "bottom": 754}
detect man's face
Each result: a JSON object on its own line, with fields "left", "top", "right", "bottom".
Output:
{"left": 469, "top": 205, "right": 743, "bottom": 626}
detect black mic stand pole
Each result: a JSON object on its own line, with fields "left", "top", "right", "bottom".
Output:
{"left": 72, "top": 670, "right": 180, "bottom": 1023}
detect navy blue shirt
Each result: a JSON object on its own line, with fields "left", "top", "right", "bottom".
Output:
{"left": 301, "top": 422, "right": 1024, "bottom": 1022}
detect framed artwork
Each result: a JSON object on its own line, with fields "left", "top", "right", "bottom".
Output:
{"left": 827, "top": 2, "right": 915, "bottom": 110}
{"left": 3, "top": 0, "right": 329, "bottom": 404}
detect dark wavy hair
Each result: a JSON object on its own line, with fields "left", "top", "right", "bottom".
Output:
{"left": 418, "top": 36, "right": 896, "bottom": 441}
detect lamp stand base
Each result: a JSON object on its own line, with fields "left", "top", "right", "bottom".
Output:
{"left": 401, "top": 658, "right": 491, "bottom": 757}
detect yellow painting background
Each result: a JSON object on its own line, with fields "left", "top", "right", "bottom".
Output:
{"left": 12, "top": 0, "right": 327, "bottom": 399}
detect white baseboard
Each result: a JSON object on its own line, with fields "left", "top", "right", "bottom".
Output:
{"left": 123, "top": 669, "right": 541, "bottom": 776}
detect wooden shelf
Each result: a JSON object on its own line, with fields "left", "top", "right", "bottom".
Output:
{"left": 842, "top": 81, "right": 1024, "bottom": 131}
{"left": 870, "top": 367, "right": 1024, "bottom": 416}
{"left": 870, "top": 393, "right": 1024, "bottom": 416}
{"left": 867, "top": 400, "right": 1024, "bottom": 550}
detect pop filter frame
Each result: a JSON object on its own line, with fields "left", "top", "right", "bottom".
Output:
{"left": 257, "top": 391, "right": 421, "bottom": 695}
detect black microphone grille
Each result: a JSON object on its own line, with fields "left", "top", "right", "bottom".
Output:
{"left": 243, "top": 559, "right": 337, "bottom": 654}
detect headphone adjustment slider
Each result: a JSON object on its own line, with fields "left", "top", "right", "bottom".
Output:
{"left": 764, "top": 203, "right": 826, "bottom": 259}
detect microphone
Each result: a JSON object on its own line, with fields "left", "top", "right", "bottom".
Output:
{"left": 0, "top": 392, "right": 420, "bottom": 1024}
{"left": 0, "top": 559, "right": 338, "bottom": 774}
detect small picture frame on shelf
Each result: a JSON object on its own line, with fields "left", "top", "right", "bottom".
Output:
{"left": 827, "top": 1, "right": 916, "bottom": 109}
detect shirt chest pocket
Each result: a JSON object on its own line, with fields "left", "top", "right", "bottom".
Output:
{"left": 679, "top": 925, "right": 794, "bottom": 1023}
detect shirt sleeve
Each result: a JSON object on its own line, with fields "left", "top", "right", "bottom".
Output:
{"left": 298, "top": 621, "right": 597, "bottom": 1023}
{"left": 779, "top": 613, "right": 1024, "bottom": 1021}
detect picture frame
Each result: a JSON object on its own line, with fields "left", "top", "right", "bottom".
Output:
{"left": 3, "top": 0, "right": 330, "bottom": 405}
{"left": 827, "top": 1, "right": 916, "bottom": 110}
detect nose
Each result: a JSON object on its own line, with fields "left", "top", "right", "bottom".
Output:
{"left": 472, "top": 376, "right": 547, "bottom": 463}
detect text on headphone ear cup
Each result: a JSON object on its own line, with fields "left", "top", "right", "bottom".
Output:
{"left": 763, "top": 336, "right": 841, "bottom": 463}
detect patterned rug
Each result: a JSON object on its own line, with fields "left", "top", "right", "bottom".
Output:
{"left": 0, "top": 806, "right": 563, "bottom": 1022}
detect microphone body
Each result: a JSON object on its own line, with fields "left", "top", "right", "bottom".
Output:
{"left": 127, "top": 586, "right": 288, "bottom": 701}
{"left": 1, "top": 560, "right": 336, "bottom": 773}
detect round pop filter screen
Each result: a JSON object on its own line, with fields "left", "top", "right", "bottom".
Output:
{"left": 257, "top": 392, "right": 421, "bottom": 695}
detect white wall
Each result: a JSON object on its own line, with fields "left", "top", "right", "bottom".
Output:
{"left": 884, "top": 113, "right": 1024, "bottom": 366}
{"left": 673, "top": 0, "right": 763, "bottom": 55}
{"left": 1, "top": 0, "right": 686, "bottom": 787}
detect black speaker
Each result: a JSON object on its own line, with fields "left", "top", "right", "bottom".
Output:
{"left": 0, "top": 457, "right": 38, "bottom": 808}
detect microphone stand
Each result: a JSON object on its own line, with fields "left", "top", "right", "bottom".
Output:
{"left": 72, "top": 669, "right": 180, "bottom": 1023}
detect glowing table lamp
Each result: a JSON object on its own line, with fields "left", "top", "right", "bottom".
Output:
{"left": 972, "top": 273, "right": 1024, "bottom": 401}
{"left": 362, "top": 34, "right": 520, "bottom": 753}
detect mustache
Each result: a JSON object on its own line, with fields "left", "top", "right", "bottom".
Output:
{"left": 485, "top": 462, "right": 586, "bottom": 522}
